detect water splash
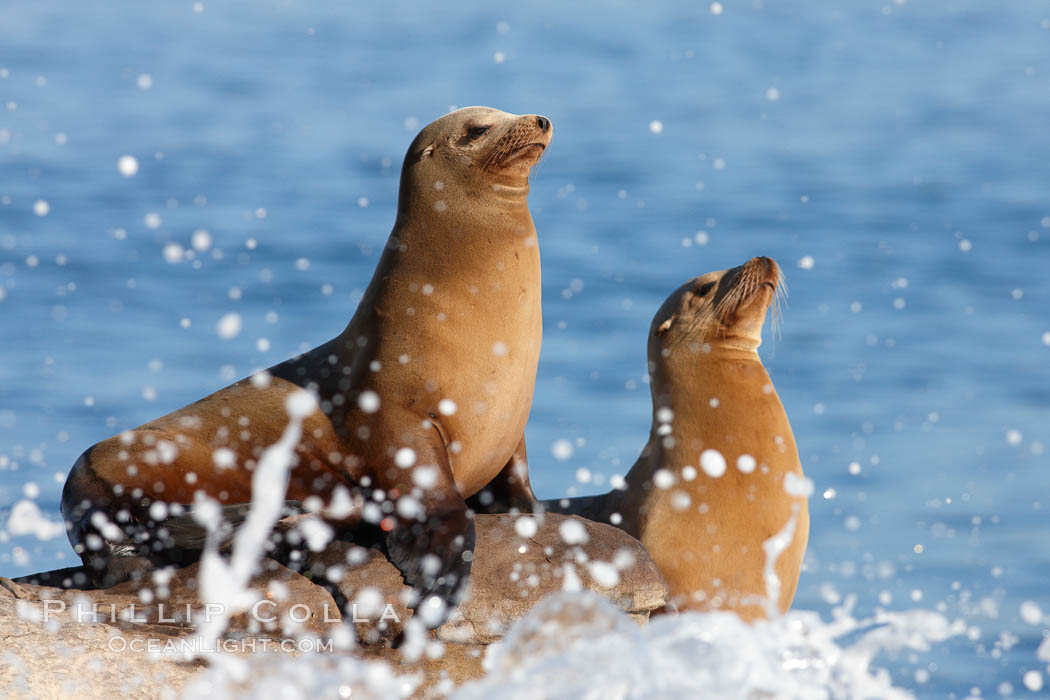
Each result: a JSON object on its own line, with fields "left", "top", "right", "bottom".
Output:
{"left": 761, "top": 505, "right": 799, "bottom": 619}
{"left": 188, "top": 390, "right": 319, "bottom": 659}
{"left": 451, "top": 592, "right": 963, "bottom": 700}
{"left": 180, "top": 588, "right": 963, "bottom": 700}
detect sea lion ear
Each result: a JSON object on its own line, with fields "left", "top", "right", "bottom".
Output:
{"left": 656, "top": 315, "right": 676, "bottom": 336}
{"left": 409, "top": 144, "right": 436, "bottom": 165}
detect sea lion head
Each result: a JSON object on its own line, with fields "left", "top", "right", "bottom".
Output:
{"left": 399, "top": 107, "right": 553, "bottom": 208}
{"left": 649, "top": 256, "right": 783, "bottom": 358}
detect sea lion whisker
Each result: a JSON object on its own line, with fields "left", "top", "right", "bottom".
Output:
{"left": 716, "top": 280, "right": 746, "bottom": 324}
{"left": 771, "top": 275, "right": 788, "bottom": 339}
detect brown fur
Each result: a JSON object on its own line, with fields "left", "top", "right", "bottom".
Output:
{"left": 549, "top": 257, "right": 808, "bottom": 621}
{"left": 61, "top": 107, "right": 552, "bottom": 619}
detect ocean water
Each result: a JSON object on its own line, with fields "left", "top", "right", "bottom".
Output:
{"left": 2, "top": 0, "right": 1050, "bottom": 696}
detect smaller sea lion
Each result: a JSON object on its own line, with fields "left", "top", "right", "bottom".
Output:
{"left": 548, "top": 257, "right": 809, "bottom": 620}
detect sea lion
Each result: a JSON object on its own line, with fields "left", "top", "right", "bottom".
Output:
{"left": 548, "top": 257, "right": 809, "bottom": 621}
{"left": 60, "top": 106, "right": 553, "bottom": 623}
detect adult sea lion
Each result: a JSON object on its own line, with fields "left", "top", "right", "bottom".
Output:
{"left": 61, "top": 107, "right": 553, "bottom": 623}
{"left": 548, "top": 257, "right": 809, "bottom": 621}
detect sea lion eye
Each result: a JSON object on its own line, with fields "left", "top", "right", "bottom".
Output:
{"left": 467, "top": 125, "right": 490, "bottom": 139}
{"left": 694, "top": 282, "right": 715, "bottom": 297}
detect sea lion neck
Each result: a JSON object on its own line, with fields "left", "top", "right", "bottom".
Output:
{"left": 709, "top": 336, "right": 763, "bottom": 358}
{"left": 489, "top": 180, "right": 531, "bottom": 205}
{"left": 395, "top": 161, "right": 534, "bottom": 221}
{"left": 335, "top": 167, "right": 540, "bottom": 365}
{"left": 647, "top": 349, "right": 769, "bottom": 429}
{"left": 649, "top": 341, "right": 761, "bottom": 389}
{"left": 391, "top": 179, "right": 536, "bottom": 245}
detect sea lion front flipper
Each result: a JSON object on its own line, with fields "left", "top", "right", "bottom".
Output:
{"left": 383, "top": 494, "right": 474, "bottom": 627}
{"left": 369, "top": 414, "right": 474, "bottom": 627}
{"left": 465, "top": 436, "right": 538, "bottom": 514}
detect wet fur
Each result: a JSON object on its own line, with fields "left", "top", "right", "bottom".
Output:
{"left": 547, "top": 257, "right": 809, "bottom": 621}
{"left": 60, "top": 107, "right": 553, "bottom": 628}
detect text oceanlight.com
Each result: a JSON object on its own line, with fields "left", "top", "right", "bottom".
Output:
{"left": 107, "top": 636, "right": 335, "bottom": 654}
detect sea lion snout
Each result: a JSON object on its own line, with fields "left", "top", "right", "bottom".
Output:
{"left": 746, "top": 255, "right": 779, "bottom": 282}
{"left": 715, "top": 257, "right": 778, "bottom": 303}
{"left": 509, "top": 113, "right": 553, "bottom": 150}
{"left": 480, "top": 112, "right": 552, "bottom": 177}
{"left": 712, "top": 265, "right": 743, "bottom": 308}
{"left": 716, "top": 256, "right": 780, "bottom": 306}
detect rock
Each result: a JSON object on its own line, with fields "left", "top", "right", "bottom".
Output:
{"left": 5, "top": 558, "right": 340, "bottom": 640}
{"left": 437, "top": 513, "right": 667, "bottom": 643}
{"left": 297, "top": 513, "right": 668, "bottom": 645}
{"left": 299, "top": 544, "right": 414, "bottom": 645}
{"left": 1, "top": 512, "right": 667, "bottom": 696}
{"left": 0, "top": 585, "right": 201, "bottom": 699}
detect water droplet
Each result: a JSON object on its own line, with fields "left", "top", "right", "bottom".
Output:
{"left": 736, "top": 454, "right": 756, "bottom": 474}
{"left": 117, "top": 155, "right": 139, "bottom": 177}
{"left": 358, "top": 390, "right": 380, "bottom": 413}
{"left": 216, "top": 312, "right": 242, "bottom": 339}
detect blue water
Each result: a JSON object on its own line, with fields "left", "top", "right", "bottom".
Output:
{"left": 2, "top": 1, "right": 1049, "bottom": 695}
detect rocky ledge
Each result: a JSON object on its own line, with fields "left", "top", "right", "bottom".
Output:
{"left": 1, "top": 513, "right": 667, "bottom": 699}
